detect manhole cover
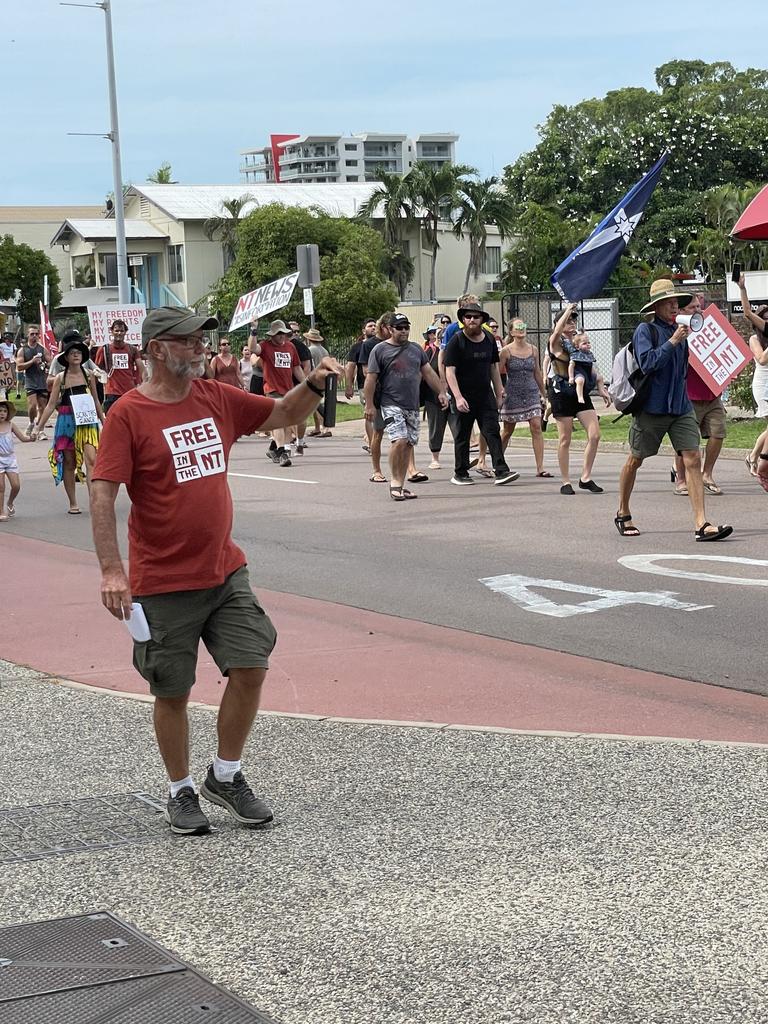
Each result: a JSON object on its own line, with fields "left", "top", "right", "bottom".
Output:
{"left": 0, "top": 912, "right": 279, "bottom": 1022}
{"left": 0, "top": 793, "right": 167, "bottom": 863}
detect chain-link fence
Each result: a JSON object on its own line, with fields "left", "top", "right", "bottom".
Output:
{"left": 501, "top": 284, "right": 729, "bottom": 379}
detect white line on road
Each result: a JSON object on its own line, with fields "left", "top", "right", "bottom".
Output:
{"left": 229, "top": 473, "right": 318, "bottom": 485}
{"left": 619, "top": 554, "right": 768, "bottom": 587}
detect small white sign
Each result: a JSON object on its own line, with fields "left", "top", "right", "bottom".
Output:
{"left": 87, "top": 304, "right": 146, "bottom": 347}
{"left": 229, "top": 273, "right": 300, "bottom": 333}
{"left": 303, "top": 288, "right": 314, "bottom": 316}
{"left": 69, "top": 392, "right": 99, "bottom": 426}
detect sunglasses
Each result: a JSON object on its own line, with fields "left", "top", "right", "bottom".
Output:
{"left": 463, "top": 313, "right": 483, "bottom": 321}
{"left": 392, "top": 323, "right": 410, "bottom": 330}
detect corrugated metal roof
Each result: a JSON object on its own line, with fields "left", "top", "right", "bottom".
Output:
{"left": 51, "top": 219, "right": 168, "bottom": 245}
{"left": 0, "top": 206, "right": 102, "bottom": 223}
{"left": 129, "top": 183, "right": 382, "bottom": 221}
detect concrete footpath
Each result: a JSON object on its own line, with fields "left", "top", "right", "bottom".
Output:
{"left": 3, "top": 659, "right": 768, "bottom": 1023}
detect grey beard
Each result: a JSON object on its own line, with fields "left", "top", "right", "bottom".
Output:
{"left": 161, "top": 345, "right": 205, "bottom": 380}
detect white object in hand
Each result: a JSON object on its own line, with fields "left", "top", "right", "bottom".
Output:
{"left": 124, "top": 602, "right": 151, "bottom": 642}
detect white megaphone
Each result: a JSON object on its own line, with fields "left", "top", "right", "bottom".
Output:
{"left": 676, "top": 312, "right": 704, "bottom": 332}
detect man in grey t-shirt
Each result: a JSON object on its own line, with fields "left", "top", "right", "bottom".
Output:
{"left": 363, "top": 313, "right": 447, "bottom": 501}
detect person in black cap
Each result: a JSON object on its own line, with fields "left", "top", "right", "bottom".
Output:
{"left": 442, "top": 302, "right": 519, "bottom": 487}
{"left": 33, "top": 330, "right": 105, "bottom": 513}
{"left": 90, "top": 306, "right": 342, "bottom": 836}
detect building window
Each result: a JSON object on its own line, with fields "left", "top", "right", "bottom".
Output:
{"left": 168, "top": 244, "right": 184, "bottom": 283}
{"left": 345, "top": 160, "right": 358, "bottom": 166}
{"left": 483, "top": 246, "right": 501, "bottom": 276}
{"left": 345, "top": 144, "right": 357, "bottom": 151}
{"left": 98, "top": 253, "right": 118, "bottom": 287}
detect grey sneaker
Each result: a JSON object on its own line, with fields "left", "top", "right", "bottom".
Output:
{"left": 451, "top": 474, "right": 474, "bottom": 486}
{"left": 200, "top": 766, "right": 273, "bottom": 826}
{"left": 164, "top": 787, "right": 211, "bottom": 835}
{"left": 266, "top": 441, "right": 279, "bottom": 463}
{"left": 494, "top": 470, "right": 520, "bottom": 486}
{"left": 277, "top": 449, "right": 292, "bottom": 467}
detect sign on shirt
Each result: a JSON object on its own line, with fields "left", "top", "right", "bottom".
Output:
{"left": 69, "top": 393, "right": 99, "bottom": 426}
{"left": 687, "top": 304, "right": 752, "bottom": 395}
{"left": 162, "top": 417, "right": 226, "bottom": 483}
{"left": 87, "top": 305, "right": 146, "bottom": 347}
{"left": 229, "top": 273, "right": 299, "bottom": 333}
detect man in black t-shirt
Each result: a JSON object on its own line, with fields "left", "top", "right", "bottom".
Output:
{"left": 443, "top": 303, "right": 518, "bottom": 487}
{"left": 345, "top": 318, "right": 378, "bottom": 451}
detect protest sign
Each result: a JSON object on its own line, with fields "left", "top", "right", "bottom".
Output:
{"left": 0, "top": 358, "right": 15, "bottom": 395}
{"left": 687, "top": 304, "right": 752, "bottom": 395}
{"left": 39, "top": 302, "right": 58, "bottom": 361}
{"left": 229, "top": 273, "right": 299, "bottom": 333}
{"left": 87, "top": 305, "right": 146, "bottom": 346}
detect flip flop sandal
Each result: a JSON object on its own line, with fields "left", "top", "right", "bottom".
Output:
{"left": 695, "top": 522, "right": 733, "bottom": 542}
{"left": 0, "top": 514, "right": 8, "bottom": 523}
{"left": 614, "top": 513, "right": 640, "bottom": 537}
{"left": 673, "top": 485, "right": 688, "bottom": 496}
{"left": 703, "top": 481, "right": 722, "bottom": 495}
{"left": 369, "top": 474, "right": 388, "bottom": 483}
{"left": 389, "top": 487, "right": 407, "bottom": 502}
{"left": 745, "top": 455, "right": 758, "bottom": 477}
{"left": 536, "top": 471, "right": 553, "bottom": 478}
{"left": 407, "top": 473, "right": 429, "bottom": 483}
{"left": 319, "top": 430, "right": 333, "bottom": 438}
{"left": 473, "top": 466, "right": 493, "bottom": 478}
{"left": 6, "top": 504, "right": 15, "bottom": 517}
{"left": 67, "top": 508, "right": 82, "bottom": 515}
{"left": 401, "top": 489, "right": 418, "bottom": 499}
{"left": 307, "top": 429, "right": 321, "bottom": 437}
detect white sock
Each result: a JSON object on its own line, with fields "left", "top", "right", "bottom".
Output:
{"left": 169, "top": 775, "right": 195, "bottom": 798}
{"left": 213, "top": 756, "right": 241, "bottom": 783}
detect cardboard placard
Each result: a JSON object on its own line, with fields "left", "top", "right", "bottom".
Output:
{"left": 229, "top": 273, "right": 299, "bottom": 333}
{"left": 87, "top": 305, "right": 146, "bottom": 347}
{"left": 687, "top": 304, "right": 752, "bottom": 395}
{"left": 0, "top": 358, "right": 15, "bottom": 392}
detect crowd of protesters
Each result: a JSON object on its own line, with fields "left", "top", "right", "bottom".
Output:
{"left": 2, "top": 276, "right": 767, "bottom": 537}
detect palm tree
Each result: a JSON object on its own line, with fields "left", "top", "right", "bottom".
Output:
{"left": 452, "top": 177, "right": 516, "bottom": 292}
{"left": 406, "top": 160, "right": 477, "bottom": 300}
{"left": 356, "top": 170, "right": 417, "bottom": 297}
{"left": 203, "top": 194, "right": 256, "bottom": 267}
{"left": 147, "top": 162, "right": 175, "bottom": 184}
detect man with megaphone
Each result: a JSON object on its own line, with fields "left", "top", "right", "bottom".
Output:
{"left": 615, "top": 279, "right": 733, "bottom": 542}
{"left": 670, "top": 293, "right": 728, "bottom": 497}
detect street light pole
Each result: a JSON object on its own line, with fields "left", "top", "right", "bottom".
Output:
{"left": 62, "top": 0, "right": 130, "bottom": 303}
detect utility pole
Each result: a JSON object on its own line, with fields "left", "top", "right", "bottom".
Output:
{"left": 63, "top": 0, "right": 130, "bottom": 303}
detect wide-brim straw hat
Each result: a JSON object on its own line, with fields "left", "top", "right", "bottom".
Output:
{"left": 303, "top": 328, "right": 324, "bottom": 342}
{"left": 640, "top": 279, "right": 693, "bottom": 320}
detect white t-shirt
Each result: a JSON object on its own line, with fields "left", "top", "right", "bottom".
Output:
{"left": 0, "top": 342, "right": 15, "bottom": 361}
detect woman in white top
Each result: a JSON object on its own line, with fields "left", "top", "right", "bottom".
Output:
{"left": 739, "top": 275, "right": 768, "bottom": 474}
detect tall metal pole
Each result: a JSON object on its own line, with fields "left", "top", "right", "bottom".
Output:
{"left": 101, "top": 0, "right": 130, "bottom": 303}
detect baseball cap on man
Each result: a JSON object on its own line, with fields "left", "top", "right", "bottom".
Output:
{"left": 141, "top": 307, "right": 218, "bottom": 349}
{"left": 390, "top": 313, "right": 411, "bottom": 329}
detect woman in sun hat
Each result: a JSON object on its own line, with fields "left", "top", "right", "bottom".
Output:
{"left": 32, "top": 331, "right": 104, "bottom": 514}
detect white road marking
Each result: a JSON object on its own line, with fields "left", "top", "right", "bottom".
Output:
{"left": 229, "top": 473, "right": 318, "bottom": 485}
{"left": 480, "top": 573, "right": 712, "bottom": 618}
{"left": 619, "top": 554, "right": 768, "bottom": 588}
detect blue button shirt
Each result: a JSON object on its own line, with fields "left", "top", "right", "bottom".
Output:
{"left": 632, "top": 317, "right": 691, "bottom": 416}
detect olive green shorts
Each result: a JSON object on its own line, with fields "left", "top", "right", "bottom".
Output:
{"left": 691, "top": 397, "right": 727, "bottom": 440}
{"left": 133, "top": 565, "right": 277, "bottom": 698}
{"left": 629, "top": 410, "right": 701, "bottom": 460}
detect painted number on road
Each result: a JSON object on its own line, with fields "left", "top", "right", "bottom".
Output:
{"left": 479, "top": 574, "right": 712, "bottom": 618}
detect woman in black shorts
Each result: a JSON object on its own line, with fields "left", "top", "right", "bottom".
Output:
{"left": 546, "top": 303, "right": 603, "bottom": 495}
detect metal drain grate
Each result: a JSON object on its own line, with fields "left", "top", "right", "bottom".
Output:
{"left": 0, "top": 912, "right": 279, "bottom": 1022}
{"left": 0, "top": 793, "right": 167, "bottom": 863}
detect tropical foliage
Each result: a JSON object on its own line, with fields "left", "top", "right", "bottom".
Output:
{"left": 146, "top": 162, "right": 175, "bottom": 184}
{"left": 203, "top": 194, "right": 256, "bottom": 267}
{"left": 0, "top": 235, "right": 61, "bottom": 322}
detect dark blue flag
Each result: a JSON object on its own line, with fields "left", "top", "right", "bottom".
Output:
{"left": 551, "top": 150, "right": 670, "bottom": 302}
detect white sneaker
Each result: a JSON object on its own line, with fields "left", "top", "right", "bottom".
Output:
{"left": 37, "top": 431, "right": 48, "bottom": 441}
{"left": 428, "top": 460, "right": 440, "bottom": 470}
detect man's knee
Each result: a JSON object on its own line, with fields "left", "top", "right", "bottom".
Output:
{"left": 681, "top": 449, "right": 700, "bottom": 468}
{"left": 624, "top": 455, "right": 643, "bottom": 471}
{"left": 227, "top": 667, "right": 267, "bottom": 690}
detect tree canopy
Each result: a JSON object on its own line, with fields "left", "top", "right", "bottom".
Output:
{"left": 209, "top": 204, "right": 399, "bottom": 340}
{"left": 0, "top": 235, "right": 61, "bottom": 322}
{"left": 501, "top": 61, "right": 768, "bottom": 289}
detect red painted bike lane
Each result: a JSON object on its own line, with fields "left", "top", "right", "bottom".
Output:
{"left": 2, "top": 534, "right": 767, "bottom": 743}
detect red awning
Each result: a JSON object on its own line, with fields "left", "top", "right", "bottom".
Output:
{"left": 732, "top": 184, "right": 768, "bottom": 240}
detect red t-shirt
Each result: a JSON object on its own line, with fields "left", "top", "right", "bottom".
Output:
{"left": 259, "top": 339, "right": 299, "bottom": 395}
{"left": 95, "top": 343, "right": 142, "bottom": 396}
{"left": 686, "top": 364, "right": 718, "bottom": 402}
{"left": 93, "top": 379, "right": 274, "bottom": 596}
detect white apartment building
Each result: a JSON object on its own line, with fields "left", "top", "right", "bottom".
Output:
{"left": 240, "top": 132, "right": 458, "bottom": 184}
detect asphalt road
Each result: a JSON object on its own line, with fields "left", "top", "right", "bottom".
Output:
{"left": 5, "top": 423, "right": 766, "bottom": 696}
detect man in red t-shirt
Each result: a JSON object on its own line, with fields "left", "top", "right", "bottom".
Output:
{"left": 91, "top": 306, "right": 340, "bottom": 837}
{"left": 248, "top": 319, "right": 305, "bottom": 467}
{"left": 94, "top": 319, "right": 144, "bottom": 414}
{"left": 672, "top": 294, "right": 727, "bottom": 496}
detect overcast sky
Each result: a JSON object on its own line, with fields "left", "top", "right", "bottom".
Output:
{"left": 3, "top": 0, "right": 768, "bottom": 206}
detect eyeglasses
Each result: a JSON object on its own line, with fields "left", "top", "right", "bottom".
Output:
{"left": 488, "top": 323, "right": 499, "bottom": 329}
{"left": 463, "top": 314, "right": 483, "bottom": 321}
{"left": 158, "top": 335, "right": 204, "bottom": 349}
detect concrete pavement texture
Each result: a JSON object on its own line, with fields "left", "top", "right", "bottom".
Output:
{"left": 3, "top": 661, "right": 768, "bottom": 1024}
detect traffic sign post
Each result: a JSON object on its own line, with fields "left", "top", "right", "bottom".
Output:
{"left": 296, "top": 244, "right": 320, "bottom": 328}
